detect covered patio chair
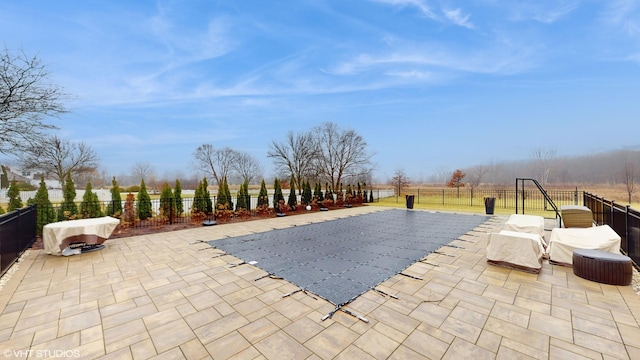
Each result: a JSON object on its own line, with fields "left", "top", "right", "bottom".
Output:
{"left": 503, "top": 214, "right": 545, "bottom": 239}
{"left": 548, "top": 225, "right": 621, "bottom": 266}
{"left": 561, "top": 205, "right": 593, "bottom": 228}
{"left": 486, "top": 230, "right": 546, "bottom": 273}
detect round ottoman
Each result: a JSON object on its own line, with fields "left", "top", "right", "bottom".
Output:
{"left": 572, "top": 249, "right": 632, "bottom": 286}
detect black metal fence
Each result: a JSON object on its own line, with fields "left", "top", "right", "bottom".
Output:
{"left": 373, "top": 188, "right": 583, "bottom": 212}
{"left": 0, "top": 205, "right": 36, "bottom": 277}
{"left": 54, "top": 196, "right": 252, "bottom": 229}
{"left": 584, "top": 192, "right": 639, "bottom": 267}
{"left": 2, "top": 191, "right": 637, "bottom": 273}
{"left": 49, "top": 194, "right": 369, "bottom": 231}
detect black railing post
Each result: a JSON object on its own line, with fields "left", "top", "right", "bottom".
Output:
{"left": 170, "top": 197, "right": 174, "bottom": 225}
{"left": 522, "top": 181, "right": 525, "bottom": 214}
{"left": 515, "top": 179, "right": 518, "bottom": 214}
{"left": 611, "top": 200, "right": 615, "bottom": 231}
{"left": 503, "top": 189, "right": 506, "bottom": 209}
{"left": 626, "top": 205, "right": 630, "bottom": 255}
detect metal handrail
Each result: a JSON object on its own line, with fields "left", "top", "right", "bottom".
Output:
{"left": 515, "top": 178, "right": 562, "bottom": 223}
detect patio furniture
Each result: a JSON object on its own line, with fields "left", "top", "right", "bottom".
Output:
{"left": 486, "top": 230, "right": 545, "bottom": 273}
{"left": 573, "top": 249, "right": 632, "bottom": 286}
{"left": 561, "top": 205, "right": 593, "bottom": 228}
{"left": 504, "top": 214, "right": 545, "bottom": 240}
{"left": 548, "top": 225, "right": 620, "bottom": 266}
{"left": 44, "top": 216, "right": 120, "bottom": 256}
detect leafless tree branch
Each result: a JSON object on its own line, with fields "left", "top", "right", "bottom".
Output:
{"left": 313, "top": 122, "right": 374, "bottom": 191}
{"left": 1, "top": 46, "right": 68, "bottom": 155}
{"left": 192, "top": 144, "right": 237, "bottom": 186}
{"left": 232, "top": 151, "right": 263, "bottom": 185}
{"left": 268, "top": 130, "right": 316, "bottom": 194}
{"left": 19, "top": 135, "right": 99, "bottom": 187}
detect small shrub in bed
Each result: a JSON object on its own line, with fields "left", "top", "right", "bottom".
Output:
{"left": 30, "top": 176, "right": 56, "bottom": 235}
{"left": 58, "top": 173, "right": 78, "bottom": 220}
{"left": 80, "top": 182, "right": 103, "bottom": 218}
{"left": 287, "top": 174, "right": 297, "bottom": 211}
{"left": 137, "top": 178, "right": 152, "bottom": 220}
{"left": 107, "top": 177, "right": 122, "bottom": 217}
{"left": 7, "top": 178, "right": 23, "bottom": 212}
{"left": 174, "top": 179, "right": 184, "bottom": 216}
{"left": 159, "top": 182, "right": 175, "bottom": 221}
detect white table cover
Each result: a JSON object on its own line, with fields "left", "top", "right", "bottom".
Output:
{"left": 44, "top": 217, "right": 120, "bottom": 256}
{"left": 548, "top": 225, "right": 621, "bottom": 265}
{"left": 504, "top": 214, "right": 546, "bottom": 239}
{"left": 487, "top": 230, "right": 545, "bottom": 271}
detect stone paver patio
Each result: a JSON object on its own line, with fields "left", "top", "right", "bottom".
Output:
{"left": 1, "top": 205, "right": 638, "bottom": 359}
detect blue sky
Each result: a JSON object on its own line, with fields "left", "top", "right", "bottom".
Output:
{"left": 1, "top": 0, "right": 639, "bottom": 183}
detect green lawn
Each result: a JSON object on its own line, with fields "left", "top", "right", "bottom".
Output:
{"left": 373, "top": 196, "right": 559, "bottom": 218}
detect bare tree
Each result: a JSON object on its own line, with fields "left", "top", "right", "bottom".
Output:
{"left": 74, "top": 168, "right": 107, "bottom": 189}
{"left": 532, "top": 147, "right": 557, "bottom": 184}
{"left": 313, "top": 122, "right": 374, "bottom": 191}
{"left": 485, "top": 160, "right": 503, "bottom": 186}
{"left": 390, "top": 169, "right": 410, "bottom": 196}
{"left": 193, "top": 144, "right": 219, "bottom": 185}
{"left": 1, "top": 47, "right": 68, "bottom": 155}
{"left": 19, "top": 135, "right": 98, "bottom": 188}
{"left": 623, "top": 160, "right": 636, "bottom": 204}
{"left": 192, "top": 144, "right": 237, "bottom": 186}
{"left": 232, "top": 151, "right": 263, "bottom": 185}
{"left": 428, "top": 166, "right": 451, "bottom": 184}
{"left": 466, "top": 165, "right": 487, "bottom": 191}
{"left": 268, "top": 130, "right": 316, "bottom": 194}
{"left": 131, "top": 161, "right": 155, "bottom": 185}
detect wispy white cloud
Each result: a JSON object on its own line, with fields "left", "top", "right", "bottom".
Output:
{"left": 443, "top": 8, "right": 474, "bottom": 29}
{"left": 145, "top": 13, "right": 236, "bottom": 68}
{"left": 507, "top": 1, "right": 581, "bottom": 23}
{"left": 370, "top": 0, "right": 474, "bottom": 29}
{"left": 595, "top": 0, "right": 640, "bottom": 64}
{"left": 384, "top": 69, "right": 433, "bottom": 80}
{"left": 327, "top": 42, "right": 537, "bottom": 78}
{"left": 624, "top": 52, "right": 640, "bottom": 65}
{"left": 602, "top": 0, "right": 640, "bottom": 36}
{"left": 370, "top": 0, "right": 438, "bottom": 20}
{"left": 53, "top": 3, "right": 239, "bottom": 107}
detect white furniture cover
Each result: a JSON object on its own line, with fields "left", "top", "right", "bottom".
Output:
{"left": 548, "top": 225, "right": 621, "bottom": 265}
{"left": 486, "top": 230, "right": 545, "bottom": 272}
{"left": 44, "top": 217, "right": 120, "bottom": 256}
{"left": 504, "top": 214, "right": 546, "bottom": 239}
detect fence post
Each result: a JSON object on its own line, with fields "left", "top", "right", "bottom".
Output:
{"left": 503, "top": 189, "right": 507, "bottom": 209}
{"left": 611, "top": 200, "right": 615, "bottom": 230}
{"left": 626, "top": 205, "right": 630, "bottom": 255}
{"left": 169, "top": 197, "right": 174, "bottom": 225}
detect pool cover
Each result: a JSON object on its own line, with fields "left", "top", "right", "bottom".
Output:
{"left": 207, "top": 209, "right": 489, "bottom": 305}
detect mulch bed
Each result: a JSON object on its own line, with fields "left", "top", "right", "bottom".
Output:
{"left": 31, "top": 204, "right": 363, "bottom": 250}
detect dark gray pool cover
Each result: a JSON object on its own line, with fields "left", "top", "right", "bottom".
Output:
{"left": 207, "top": 209, "right": 488, "bottom": 305}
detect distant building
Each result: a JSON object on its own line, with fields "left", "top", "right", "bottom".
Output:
{"left": 0, "top": 164, "right": 62, "bottom": 189}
